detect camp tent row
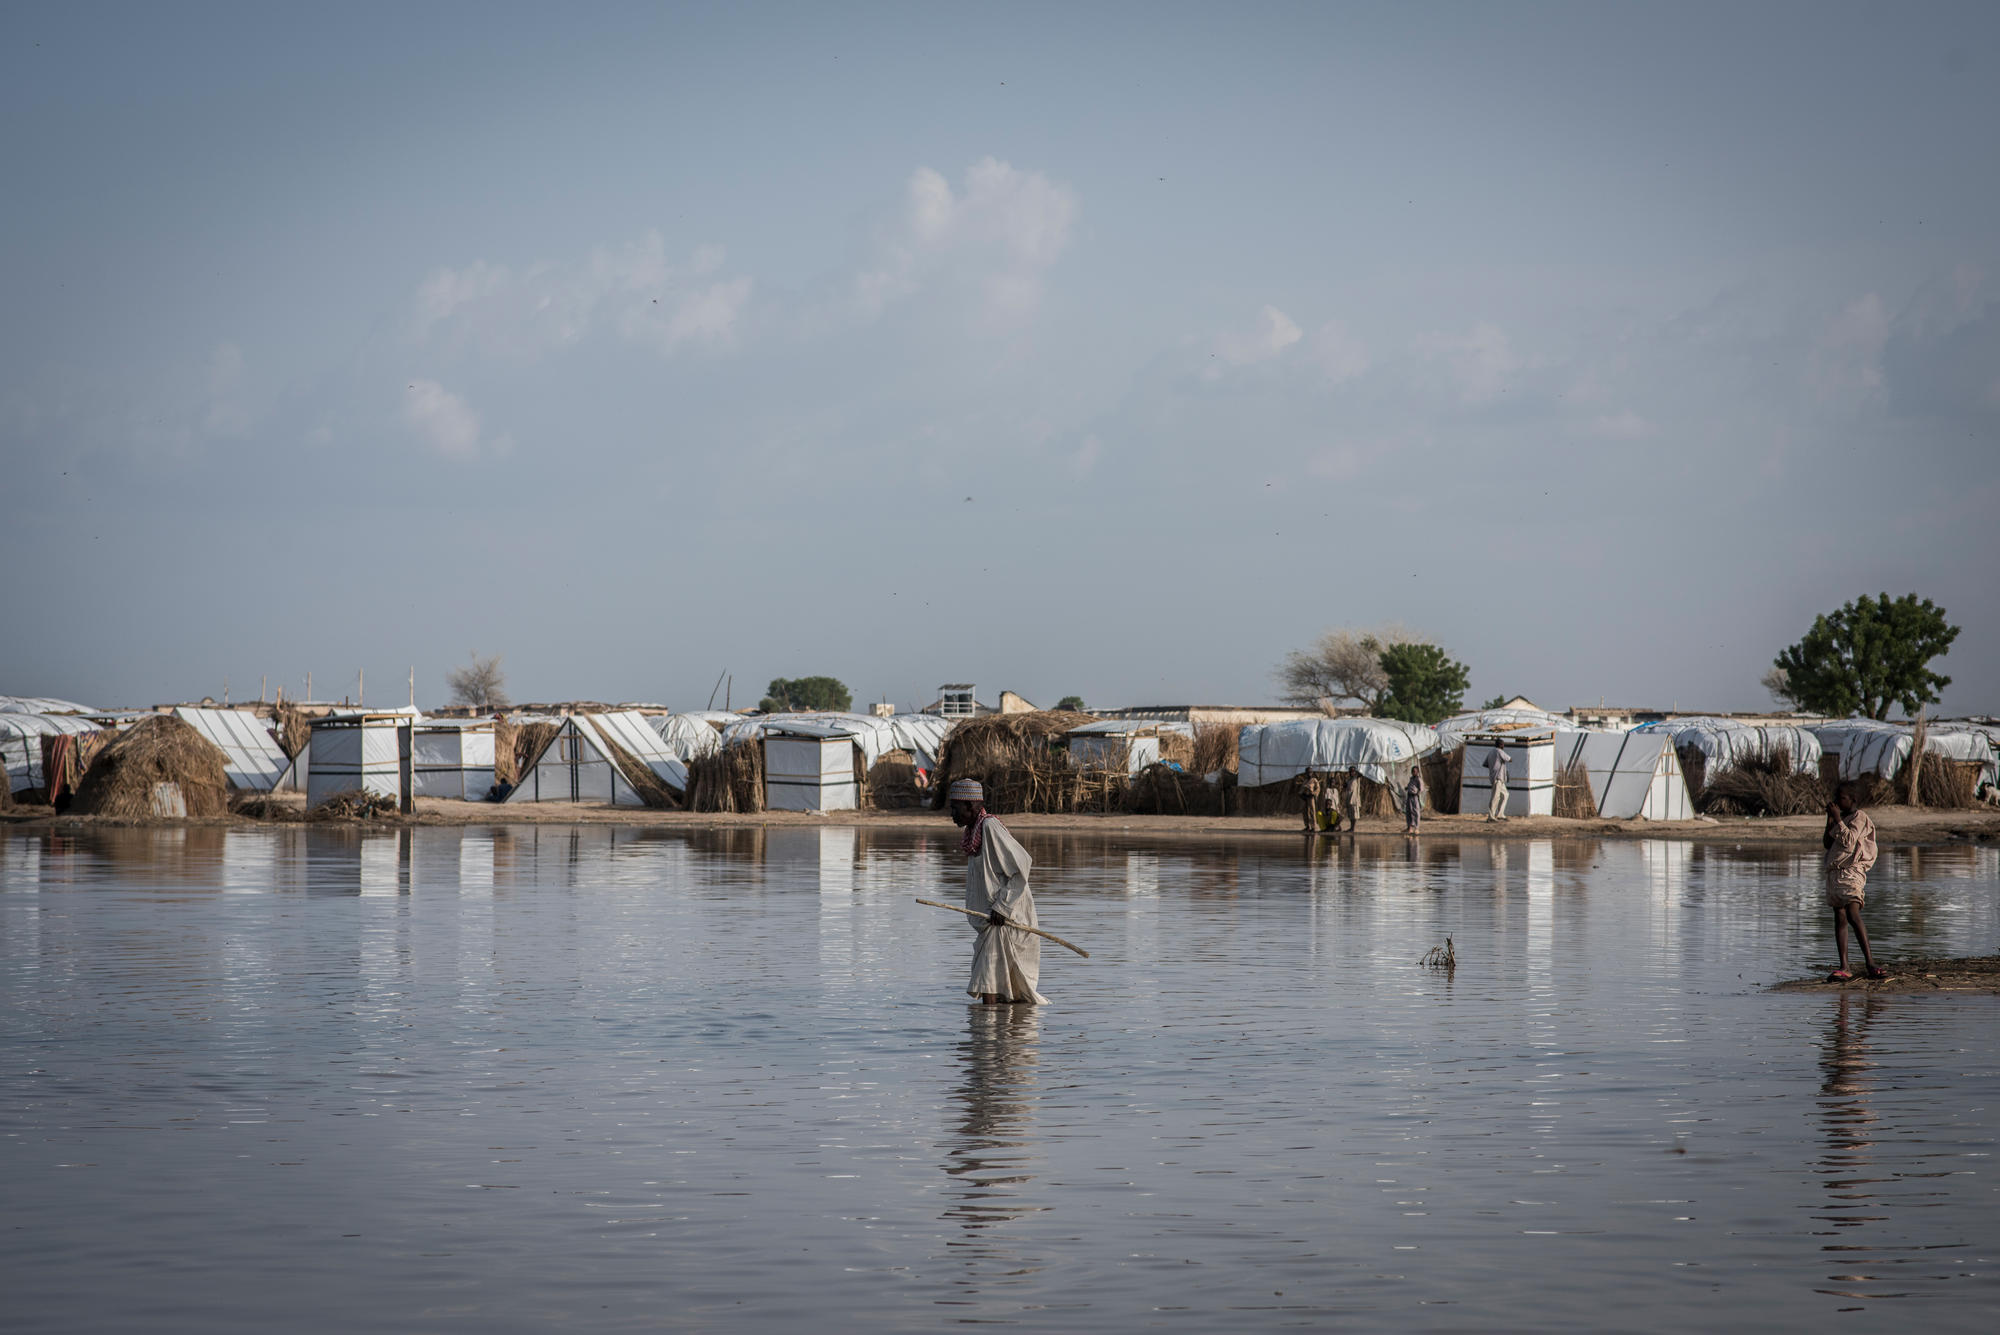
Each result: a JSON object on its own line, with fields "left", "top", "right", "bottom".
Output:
{"left": 1634, "top": 716, "right": 1822, "bottom": 776}
{"left": 1811, "top": 719, "right": 1996, "bottom": 787}
{"left": 713, "top": 711, "right": 956, "bottom": 811}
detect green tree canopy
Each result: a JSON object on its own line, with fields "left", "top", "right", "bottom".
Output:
{"left": 1772, "top": 593, "right": 1958, "bottom": 719}
{"left": 758, "top": 676, "right": 852, "bottom": 713}
{"left": 1377, "top": 643, "right": 1471, "bottom": 725}
{"left": 1055, "top": 695, "right": 1086, "bottom": 712}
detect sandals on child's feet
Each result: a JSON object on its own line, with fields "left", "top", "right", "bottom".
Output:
{"left": 1864, "top": 965, "right": 1889, "bottom": 979}
{"left": 1825, "top": 969, "right": 1853, "bottom": 982}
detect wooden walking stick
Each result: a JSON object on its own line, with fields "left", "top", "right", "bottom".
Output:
{"left": 914, "top": 898, "right": 1091, "bottom": 957}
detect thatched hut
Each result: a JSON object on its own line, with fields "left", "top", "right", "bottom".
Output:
{"left": 72, "top": 715, "right": 230, "bottom": 818}
{"left": 928, "top": 709, "right": 1102, "bottom": 814}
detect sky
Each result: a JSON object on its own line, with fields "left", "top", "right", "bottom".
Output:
{"left": 3, "top": 1, "right": 1996, "bottom": 715}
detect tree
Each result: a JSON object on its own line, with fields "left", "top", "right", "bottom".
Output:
{"left": 1480, "top": 695, "right": 1506, "bottom": 710}
{"left": 1378, "top": 643, "right": 1471, "bottom": 725}
{"left": 1772, "top": 593, "right": 1958, "bottom": 719}
{"left": 758, "top": 676, "right": 852, "bottom": 713}
{"left": 445, "top": 652, "right": 509, "bottom": 709}
{"left": 1055, "top": 695, "right": 1086, "bottom": 712}
{"left": 1275, "top": 624, "right": 1417, "bottom": 713}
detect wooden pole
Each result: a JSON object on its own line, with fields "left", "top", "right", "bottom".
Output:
{"left": 914, "top": 898, "right": 1090, "bottom": 957}
{"left": 1907, "top": 707, "right": 1927, "bottom": 807}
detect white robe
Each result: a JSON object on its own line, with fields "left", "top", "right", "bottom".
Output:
{"left": 963, "top": 816, "right": 1046, "bottom": 1004}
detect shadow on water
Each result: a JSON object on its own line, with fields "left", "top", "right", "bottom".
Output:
{"left": 938, "top": 1005, "right": 1046, "bottom": 1295}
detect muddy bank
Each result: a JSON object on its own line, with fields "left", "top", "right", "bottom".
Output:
{"left": 1771, "top": 956, "right": 2000, "bottom": 994}
{"left": 7, "top": 796, "right": 2000, "bottom": 848}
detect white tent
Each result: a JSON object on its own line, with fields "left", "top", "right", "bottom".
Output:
{"left": 1636, "top": 717, "right": 1822, "bottom": 775}
{"left": 1067, "top": 718, "right": 1193, "bottom": 774}
{"left": 174, "top": 707, "right": 289, "bottom": 792}
{"left": 411, "top": 718, "right": 498, "bottom": 799}
{"left": 762, "top": 719, "right": 861, "bottom": 812}
{"left": 0, "top": 714, "right": 103, "bottom": 794}
{"left": 1812, "top": 719, "right": 1994, "bottom": 781}
{"left": 0, "top": 695, "right": 99, "bottom": 715}
{"left": 721, "top": 711, "right": 953, "bottom": 772}
{"left": 506, "top": 711, "right": 687, "bottom": 806}
{"left": 1237, "top": 717, "right": 1439, "bottom": 788}
{"left": 1554, "top": 731, "right": 1693, "bottom": 820}
{"left": 1928, "top": 722, "right": 2000, "bottom": 789}
{"left": 648, "top": 713, "right": 724, "bottom": 762}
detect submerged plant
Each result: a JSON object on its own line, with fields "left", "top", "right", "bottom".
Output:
{"left": 1419, "top": 937, "right": 1457, "bottom": 970}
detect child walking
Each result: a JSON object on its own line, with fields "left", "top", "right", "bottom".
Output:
{"left": 1823, "top": 782, "right": 1886, "bottom": 982}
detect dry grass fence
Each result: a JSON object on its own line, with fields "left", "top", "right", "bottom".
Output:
{"left": 1553, "top": 758, "right": 1598, "bottom": 819}
{"left": 598, "top": 733, "right": 681, "bottom": 810}
{"left": 688, "top": 742, "right": 765, "bottom": 813}
{"left": 71, "top": 715, "right": 230, "bottom": 819}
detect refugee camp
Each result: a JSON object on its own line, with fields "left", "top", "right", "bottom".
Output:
{"left": 8, "top": 5, "right": 2000, "bottom": 1333}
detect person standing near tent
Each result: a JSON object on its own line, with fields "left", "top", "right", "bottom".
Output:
{"left": 1300, "top": 772, "right": 1324, "bottom": 833}
{"left": 1822, "top": 782, "right": 1886, "bottom": 981}
{"left": 948, "top": 779, "right": 1048, "bottom": 1004}
{"left": 1485, "top": 742, "right": 1513, "bottom": 821}
{"left": 1404, "top": 768, "right": 1424, "bottom": 835}
{"left": 1342, "top": 773, "right": 1362, "bottom": 832}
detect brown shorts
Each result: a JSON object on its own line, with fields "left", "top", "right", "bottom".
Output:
{"left": 1823, "top": 875, "right": 1866, "bottom": 909}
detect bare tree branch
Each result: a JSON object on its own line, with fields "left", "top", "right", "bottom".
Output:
{"left": 445, "top": 652, "right": 510, "bottom": 710}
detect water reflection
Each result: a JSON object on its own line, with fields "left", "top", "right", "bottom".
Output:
{"left": 940, "top": 1005, "right": 1046, "bottom": 1289}
{"left": 1813, "top": 993, "right": 1904, "bottom": 1303}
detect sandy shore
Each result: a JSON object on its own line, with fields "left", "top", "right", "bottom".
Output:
{"left": 8, "top": 797, "right": 2000, "bottom": 848}
{"left": 1771, "top": 956, "right": 2000, "bottom": 994}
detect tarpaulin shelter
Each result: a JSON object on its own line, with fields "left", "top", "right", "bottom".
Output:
{"left": 761, "top": 719, "right": 862, "bottom": 812}
{"left": 304, "top": 713, "right": 413, "bottom": 809}
{"left": 173, "top": 707, "right": 289, "bottom": 792}
{"left": 1459, "top": 731, "right": 1557, "bottom": 817}
{"left": 0, "top": 696, "right": 99, "bottom": 715}
{"left": 1811, "top": 719, "right": 1993, "bottom": 782}
{"left": 1634, "top": 716, "right": 1821, "bottom": 775}
{"left": 411, "top": 718, "right": 497, "bottom": 799}
{"left": 505, "top": 711, "right": 687, "bottom": 806}
{"left": 721, "top": 711, "right": 952, "bottom": 773}
{"left": 1553, "top": 731, "right": 1692, "bottom": 820}
{"left": 649, "top": 713, "right": 724, "bottom": 762}
{"left": 1, "top": 714, "right": 103, "bottom": 795}
{"left": 1237, "top": 717, "right": 1439, "bottom": 788}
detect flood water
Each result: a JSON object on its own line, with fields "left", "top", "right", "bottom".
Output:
{"left": 2, "top": 825, "right": 1997, "bottom": 1331}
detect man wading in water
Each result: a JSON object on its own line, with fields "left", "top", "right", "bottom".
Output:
{"left": 947, "top": 779, "right": 1047, "bottom": 1005}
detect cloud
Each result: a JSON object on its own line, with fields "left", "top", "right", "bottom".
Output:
{"left": 854, "top": 157, "right": 1077, "bottom": 324}
{"left": 410, "top": 233, "right": 751, "bottom": 359}
{"left": 1311, "top": 319, "right": 1370, "bottom": 384}
{"left": 1417, "top": 322, "right": 1520, "bottom": 403}
{"left": 1212, "top": 305, "right": 1303, "bottom": 369}
{"left": 402, "top": 379, "right": 484, "bottom": 459}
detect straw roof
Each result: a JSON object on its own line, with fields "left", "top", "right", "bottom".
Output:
{"left": 71, "top": 715, "right": 229, "bottom": 818}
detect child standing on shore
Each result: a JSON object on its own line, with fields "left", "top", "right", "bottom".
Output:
{"left": 1823, "top": 782, "right": 1886, "bottom": 982}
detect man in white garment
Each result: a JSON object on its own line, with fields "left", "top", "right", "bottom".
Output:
{"left": 947, "top": 778, "right": 1047, "bottom": 1005}
{"left": 1485, "top": 742, "right": 1512, "bottom": 821}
